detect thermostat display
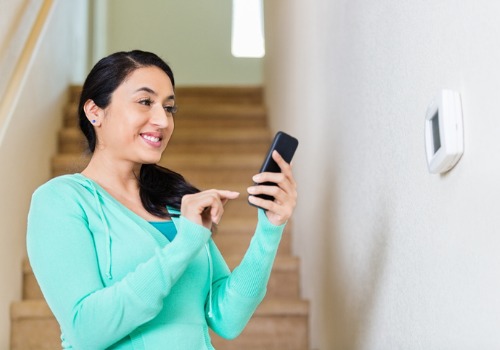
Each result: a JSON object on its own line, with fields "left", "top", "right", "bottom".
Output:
{"left": 425, "top": 90, "right": 464, "bottom": 174}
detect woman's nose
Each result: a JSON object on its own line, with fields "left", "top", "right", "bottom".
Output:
{"left": 151, "top": 105, "right": 169, "bottom": 128}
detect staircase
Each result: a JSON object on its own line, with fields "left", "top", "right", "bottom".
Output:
{"left": 10, "top": 86, "right": 309, "bottom": 349}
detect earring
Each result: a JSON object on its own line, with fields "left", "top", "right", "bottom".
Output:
{"left": 91, "top": 120, "right": 96, "bottom": 123}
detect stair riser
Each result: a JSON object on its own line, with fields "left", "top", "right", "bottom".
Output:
{"left": 174, "top": 87, "right": 264, "bottom": 105}
{"left": 64, "top": 115, "right": 267, "bottom": 129}
{"left": 59, "top": 139, "right": 87, "bottom": 154}
{"left": 11, "top": 314, "right": 307, "bottom": 350}
{"left": 211, "top": 315, "right": 309, "bottom": 350}
{"left": 11, "top": 318, "right": 60, "bottom": 350}
{"left": 22, "top": 276, "right": 43, "bottom": 302}
{"left": 69, "top": 86, "right": 264, "bottom": 105}
{"left": 51, "top": 171, "right": 259, "bottom": 187}
{"left": 52, "top": 166, "right": 259, "bottom": 184}
{"left": 174, "top": 118, "right": 267, "bottom": 128}
{"left": 175, "top": 96, "right": 264, "bottom": 106}
{"left": 58, "top": 127, "right": 271, "bottom": 148}
{"left": 24, "top": 263, "right": 299, "bottom": 300}
{"left": 63, "top": 103, "right": 267, "bottom": 128}
{"left": 52, "top": 151, "right": 265, "bottom": 172}
{"left": 182, "top": 172, "right": 260, "bottom": 190}
{"left": 266, "top": 271, "right": 301, "bottom": 299}
{"left": 59, "top": 140, "right": 270, "bottom": 155}
{"left": 166, "top": 143, "right": 269, "bottom": 155}
{"left": 213, "top": 232, "right": 291, "bottom": 257}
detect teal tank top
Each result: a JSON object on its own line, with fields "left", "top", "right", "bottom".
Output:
{"left": 149, "top": 221, "right": 177, "bottom": 241}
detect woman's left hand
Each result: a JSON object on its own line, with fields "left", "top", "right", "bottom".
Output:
{"left": 247, "top": 150, "right": 297, "bottom": 226}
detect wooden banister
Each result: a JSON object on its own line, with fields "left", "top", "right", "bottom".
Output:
{"left": 0, "top": 0, "right": 54, "bottom": 146}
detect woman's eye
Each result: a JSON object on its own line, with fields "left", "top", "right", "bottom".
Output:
{"left": 164, "top": 105, "right": 178, "bottom": 115}
{"left": 139, "top": 98, "right": 153, "bottom": 106}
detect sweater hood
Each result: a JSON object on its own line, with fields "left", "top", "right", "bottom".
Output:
{"left": 69, "top": 174, "right": 214, "bottom": 314}
{"left": 72, "top": 174, "right": 114, "bottom": 279}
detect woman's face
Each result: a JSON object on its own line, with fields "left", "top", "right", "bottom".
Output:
{"left": 96, "top": 66, "right": 175, "bottom": 165}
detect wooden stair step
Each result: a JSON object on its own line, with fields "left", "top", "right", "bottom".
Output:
{"left": 58, "top": 127, "right": 272, "bottom": 154}
{"left": 10, "top": 300, "right": 60, "bottom": 350}
{"left": 225, "top": 255, "right": 301, "bottom": 299}
{"left": 51, "top": 153, "right": 264, "bottom": 178}
{"left": 211, "top": 298, "right": 309, "bottom": 350}
{"left": 23, "top": 254, "right": 300, "bottom": 300}
{"left": 174, "top": 115, "right": 267, "bottom": 129}
{"left": 174, "top": 86, "right": 264, "bottom": 105}
{"left": 210, "top": 216, "right": 292, "bottom": 257}
{"left": 174, "top": 104, "right": 267, "bottom": 119}
{"left": 168, "top": 142, "right": 268, "bottom": 154}
{"left": 11, "top": 298, "right": 308, "bottom": 320}
{"left": 215, "top": 195, "right": 261, "bottom": 221}
{"left": 63, "top": 103, "right": 267, "bottom": 129}
{"left": 174, "top": 169, "right": 256, "bottom": 188}
{"left": 50, "top": 170, "right": 263, "bottom": 197}
{"left": 160, "top": 153, "right": 263, "bottom": 170}
{"left": 169, "top": 127, "right": 271, "bottom": 144}
{"left": 22, "top": 260, "right": 43, "bottom": 301}
{"left": 58, "top": 128, "right": 87, "bottom": 153}
{"left": 11, "top": 300, "right": 53, "bottom": 319}
{"left": 11, "top": 298, "right": 307, "bottom": 350}
{"left": 68, "top": 86, "right": 264, "bottom": 106}
{"left": 211, "top": 236, "right": 291, "bottom": 259}
{"left": 22, "top": 218, "right": 293, "bottom": 295}
{"left": 69, "top": 85, "right": 82, "bottom": 104}
{"left": 51, "top": 153, "right": 89, "bottom": 176}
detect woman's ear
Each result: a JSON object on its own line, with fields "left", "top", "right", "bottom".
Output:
{"left": 83, "top": 99, "right": 103, "bottom": 127}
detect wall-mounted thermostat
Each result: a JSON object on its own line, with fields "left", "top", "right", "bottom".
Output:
{"left": 425, "top": 90, "right": 464, "bottom": 174}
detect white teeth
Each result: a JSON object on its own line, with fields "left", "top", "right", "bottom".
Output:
{"left": 142, "top": 135, "right": 160, "bottom": 142}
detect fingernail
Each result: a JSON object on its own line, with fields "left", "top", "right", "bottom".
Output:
{"left": 252, "top": 174, "right": 261, "bottom": 182}
{"left": 247, "top": 186, "right": 255, "bottom": 194}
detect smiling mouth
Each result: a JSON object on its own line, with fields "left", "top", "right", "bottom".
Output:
{"left": 140, "top": 134, "right": 162, "bottom": 143}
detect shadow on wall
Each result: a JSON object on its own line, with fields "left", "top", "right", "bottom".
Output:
{"left": 319, "top": 163, "right": 390, "bottom": 349}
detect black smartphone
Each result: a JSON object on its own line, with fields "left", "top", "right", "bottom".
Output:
{"left": 249, "top": 131, "right": 299, "bottom": 207}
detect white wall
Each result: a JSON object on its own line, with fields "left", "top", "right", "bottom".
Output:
{"left": 105, "top": 0, "right": 262, "bottom": 86}
{"left": 0, "top": 0, "right": 87, "bottom": 346}
{"left": 265, "top": 0, "right": 500, "bottom": 349}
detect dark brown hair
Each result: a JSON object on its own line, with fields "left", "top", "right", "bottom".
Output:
{"left": 78, "top": 50, "right": 199, "bottom": 217}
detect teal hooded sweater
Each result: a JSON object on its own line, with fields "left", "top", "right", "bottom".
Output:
{"left": 26, "top": 174, "right": 285, "bottom": 349}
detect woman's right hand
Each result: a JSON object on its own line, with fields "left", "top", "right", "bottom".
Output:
{"left": 181, "top": 189, "right": 240, "bottom": 230}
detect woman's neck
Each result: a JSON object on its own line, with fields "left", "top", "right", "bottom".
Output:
{"left": 81, "top": 152, "right": 141, "bottom": 195}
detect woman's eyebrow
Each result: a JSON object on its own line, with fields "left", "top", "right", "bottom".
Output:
{"left": 134, "top": 86, "right": 175, "bottom": 100}
{"left": 135, "top": 86, "right": 157, "bottom": 95}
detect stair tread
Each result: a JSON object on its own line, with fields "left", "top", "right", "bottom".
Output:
{"left": 23, "top": 255, "right": 299, "bottom": 275}
{"left": 175, "top": 86, "right": 264, "bottom": 105}
{"left": 52, "top": 153, "right": 265, "bottom": 170}
{"left": 225, "top": 255, "right": 299, "bottom": 270}
{"left": 60, "top": 125, "right": 271, "bottom": 137}
{"left": 11, "top": 300, "right": 53, "bottom": 319}
{"left": 176, "top": 103, "right": 266, "bottom": 113}
{"left": 65, "top": 103, "right": 267, "bottom": 121}
{"left": 11, "top": 297, "right": 308, "bottom": 320}
{"left": 69, "top": 85, "right": 263, "bottom": 102}
{"left": 256, "top": 298, "right": 309, "bottom": 316}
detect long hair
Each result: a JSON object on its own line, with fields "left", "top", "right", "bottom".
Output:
{"left": 78, "top": 50, "right": 199, "bottom": 217}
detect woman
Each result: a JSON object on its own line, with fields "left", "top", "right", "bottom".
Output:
{"left": 27, "top": 50, "right": 297, "bottom": 349}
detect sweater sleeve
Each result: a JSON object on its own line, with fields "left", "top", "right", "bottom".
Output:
{"left": 206, "top": 208, "right": 285, "bottom": 339}
{"left": 26, "top": 182, "right": 211, "bottom": 349}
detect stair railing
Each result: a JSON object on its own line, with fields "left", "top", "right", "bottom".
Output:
{"left": 0, "top": 0, "right": 54, "bottom": 147}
